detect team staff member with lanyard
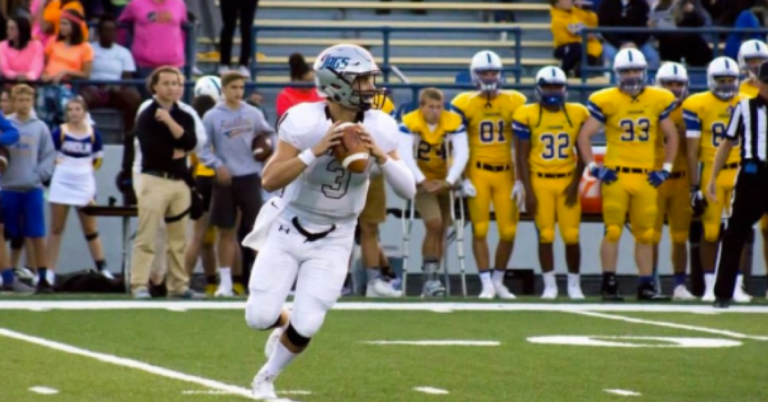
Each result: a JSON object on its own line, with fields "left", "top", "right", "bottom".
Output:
{"left": 710, "top": 61, "right": 768, "bottom": 308}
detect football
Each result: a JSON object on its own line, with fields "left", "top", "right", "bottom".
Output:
{"left": 333, "top": 122, "right": 369, "bottom": 174}
{"left": 252, "top": 134, "right": 273, "bottom": 162}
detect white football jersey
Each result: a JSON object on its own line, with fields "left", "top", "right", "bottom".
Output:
{"left": 278, "top": 102, "right": 400, "bottom": 231}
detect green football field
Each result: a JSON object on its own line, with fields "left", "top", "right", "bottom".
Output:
{"left": 1, "top": 299, "right": 767, "bottom": 402}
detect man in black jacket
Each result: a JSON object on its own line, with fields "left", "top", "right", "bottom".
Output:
{"left": 599, "top": 0, "right": 660, "bottom": 70}
{"left": 130, "top": 66, "right": 200, "bottom": 299}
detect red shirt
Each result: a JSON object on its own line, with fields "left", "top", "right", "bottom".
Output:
{"left": 276, "top": 87, "right": 323, "bottom": 120}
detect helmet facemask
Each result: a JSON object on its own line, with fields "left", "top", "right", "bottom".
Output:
{"left": 536, "top": 82, "right": 567, "bottom": 108}
{"left": 745, "top": 56, "right": 768, "bottom": 78}
{"left": 326, "top": 68, "right": 380, "bottom": 111}
{"left": 617, "top": 68, "right": 646, "bottom": 97}
{"left": 710, "top": 75, "right": 737, "bottom": 101}
{"left": 473, "top": 69, "right": 502, "bottom": 93}
{"left": 659, "top": 79, "right": 688, "bottom": 106}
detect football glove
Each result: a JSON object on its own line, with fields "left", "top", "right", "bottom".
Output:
{"left": 588, "top": 162, "right": 618, "bottom": 184}
{"left": 461, "top": 179, "right": 477, "bottom": 198}
{"left": 511, "top": 180, "right": 525, "bottom": 210}
{"left": 690, "top": 185, "right": 708, "bottom": 217}
{"left": 647, "top": 170, "right": 670, "bottom": 188}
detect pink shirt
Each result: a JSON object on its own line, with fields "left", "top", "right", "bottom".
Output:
{"left": 0, "top": 40, "right": 45, "bottom": 80}
{"left": 118, "top": 0, "right": 187, "bottom": 68}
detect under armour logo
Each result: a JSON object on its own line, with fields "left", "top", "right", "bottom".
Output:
{"left": 278, "top": 225, "right": 290, "bottom": 234}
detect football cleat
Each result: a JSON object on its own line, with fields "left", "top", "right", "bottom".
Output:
{"left": 214, "top": 284, "right": 234, "bottom": 297}
{"left": 251, "top": 370, "right": 278, "bottom": 400}
{"left": 478, "top": 286, "right": 495, "bottom": 299}
{"left": 422, "top": 280, "right": 446, "bottom": 297}
{"left": 701, "top": 291, "right": 716, "bottom": 302}
{"left": 233, "top": 283, "right": 246, "bottom": 296}
{"left": 264, "top": 326, "right": 285, "bottom": 359}
{"left": 733, "top": 287, "right": 752, "bottom": 304}
{"left": 637, "top": 282, "right": 671, "bottom": 302}
{"left": 567, "top": 284, "right": 585, "bottom": 300}
{"left": 672, "top": 285, "right": 696, "bottom": 301}
{"left": 35, "top": 279, "right": 54, "bottom": 294}
{"left": 366, "top": 278, "right": 402, "bottom": 298}
{"left": 494, "top": 281, "right": 516, "bottom": 299}
{"left": 601, "top": 278, "right": 624, "bottom": 302}
{"left": 204, "top": 284, "right": 217, "bottom": 296}
{"left": 541, "top": 286, "right": 558, "bottom": 300}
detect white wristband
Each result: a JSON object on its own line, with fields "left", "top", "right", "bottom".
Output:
{"left": 662, "top": 162, "right": 673, "bottom": 173}
{"left": 298, "top": 149, "right": 316, "bottom": 166}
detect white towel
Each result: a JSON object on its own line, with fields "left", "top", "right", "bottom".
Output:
{"left": 242, "top": 196, "right": 287, "bottom": 251}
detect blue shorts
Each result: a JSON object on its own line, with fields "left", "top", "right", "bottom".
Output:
{"left": 1, "top": 188, "right": 46, "bottom": 238}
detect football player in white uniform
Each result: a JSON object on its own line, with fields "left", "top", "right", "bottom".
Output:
{"left": 243, "top": 44, "right": 416, "bottom": 399}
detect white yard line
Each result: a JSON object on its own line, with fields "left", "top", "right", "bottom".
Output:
{"left": 0, "top": 328, "right": 263, "bottom": 401}
{"left": 413, "top": 386, "right": 450, "bottom": 395}
{"left": 604, "top": 389, "right": 641, "bottom": 397}
{"left": 28, "top": 386, "right": 59, "bottom": 395}
{"left": 570, "top": 310, "right": 768, "bottom": 341}
{"left": 1, "top": 300, "right": 768, "bottom": 313}
{"left": 363, "top": 340, "right": 500, "bottom": 346}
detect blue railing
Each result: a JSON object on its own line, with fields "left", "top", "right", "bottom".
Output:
{"left": 579, "top": 27, "right": 768, "bottom": 83}
{"left": 250, "top": 25, "right": 524, "bottom": 83}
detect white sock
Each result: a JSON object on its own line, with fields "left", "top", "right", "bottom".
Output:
{"left": 543, "top": 271, "right": 557, "bottom": 289}
{"left": 479, "top": 271, "right": 493, "bottom": 289}
{"left": 567, "top": 273, "right": 580, "bottom": 287}
{"left": 219, "top": 268, "right": 232, "bottom": 288}
{"left": 735, "top": 273, "right": 744, "bottom": 289}
{"left": 262, "top": 339, "right": 298, "bottom": 378}
{"left": 704, "top": 273, "right": 715, "bottom": 293}
{"left": 367, "top": 268, "right": 380, "bottom": 283}
{"left": 492, "top": 269, "right": 505, "bottom": 284}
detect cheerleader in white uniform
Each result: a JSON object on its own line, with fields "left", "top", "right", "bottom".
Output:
{"left": 46, "top": 98, "right": 110, "bottom": 279}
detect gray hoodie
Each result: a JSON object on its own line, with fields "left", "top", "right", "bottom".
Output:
{"left": 2, "top": 115, "right": 55, "bottom": 191}
{"left": 199, "top": 101, "right": 274, "bottom": 177}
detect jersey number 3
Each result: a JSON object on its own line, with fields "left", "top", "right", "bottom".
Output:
{"left": 619, "top": 118, "right": 651, "bottom": 142}
{"left": 479, "top": 120, "right": 505, "bottom": 143}
{"left": 322, "top": 159, "right": 351, "bottom": 199}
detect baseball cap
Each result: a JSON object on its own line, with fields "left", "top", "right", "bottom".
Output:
{"left": 758, "top": 60, "right": 768, "bottom": 83}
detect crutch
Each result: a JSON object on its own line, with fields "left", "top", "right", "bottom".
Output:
{"left": 450, "top": 188, "right": 468, "bottom": 297}
{"left": 400, "top": 197, "right": 416, "bottom": 296}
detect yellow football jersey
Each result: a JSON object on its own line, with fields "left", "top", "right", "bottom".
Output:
{"left": 740, "top": 80, "right": 759, "bottom": 98}
{"left": 191, "top": 152, "right": 215, "bottom": 177}
{"left": 401, "top": 109, "right": 465, "bottom": 181}
{"left": 512, "top": 102, "right": 588, "bottom": 174}
{"left": 588, "top": 87, "right": 676, "bottom": 169}
{"left": 374, "top": 94, "right": 396, "bottom": 115}
{"left": 681, "top": 91, "right": 744, "bottom": 165}
{"left": 653, "top": 105, "right": 687, "bottom": 171}
{"left": 451, "top": 90, "right": 527, "bottom": 165}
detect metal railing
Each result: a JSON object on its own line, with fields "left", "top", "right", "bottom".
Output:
{"left": 250, "top": 25, "right": 524, "bottom": 83}
{"left": 579, "top": 27, "right": 768, "bottom": 83}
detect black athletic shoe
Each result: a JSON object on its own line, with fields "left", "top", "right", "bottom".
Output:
{"left": 637, "top": 282, "right": 671, "bottom": 301}
{"left": 601, "top": 276, "right": 624, "bottom": 302}
{"left": 713, "top": 299, "right": 731, "bottom": 309}
{"left": 35, "top": 279, "right": 54, "bottom": 294}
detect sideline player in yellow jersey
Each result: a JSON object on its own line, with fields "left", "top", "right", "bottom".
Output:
{"left": 651, "top": 62, "right": 694, "bottom": 300}
{"left": 576, "top": 48, "right": 679, "bottom": 301}
{"left": 737, "top": 40, "right": 768, "bottom": 299}
{"left": 513, "top": 66, "right": 587, "bottom": 300}
{"left": 684, "top": 56, "right": 752, "bottom": 303}
{"left": 452, "top": 50, "right": 526, "bottom": 299}
{"left": 399, "top": 88, "right": 469, "bottom": 296}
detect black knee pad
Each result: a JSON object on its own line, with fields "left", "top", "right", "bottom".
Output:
{"left": 85, "top": 232, "right": 99, "bottom": 241}
{"left": 10, "top": 235, "right": 23, "bottom": 249}
{"left": 285, "top": 323, "right": 311, "bottom": 347}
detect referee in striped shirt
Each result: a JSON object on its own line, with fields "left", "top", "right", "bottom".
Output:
{"left": 708, "top": 61, "right": 768, "bottom": 308}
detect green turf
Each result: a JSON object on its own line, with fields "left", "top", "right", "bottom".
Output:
{"left": 0, "top": 307, "right": 766, "bottom": 402}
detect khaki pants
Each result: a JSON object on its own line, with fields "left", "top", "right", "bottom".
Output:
{"left": 130, "top": 174, "right": 190, "bottom": 294}
{"left": 133, "top": 172, "right": 167, "bottom": 281}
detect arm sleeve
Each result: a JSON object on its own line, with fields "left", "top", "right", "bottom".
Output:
{"left": 0, "top": 43, "right": 15, "bottom": 79}
{"left": 380, "top": 157, "right": 417, "bottom": 200}
{"left": 683, "top": 108, "right": 702, "bottom": 138}
{"left": 725, "top": 101, "right": 745, "bottom": 141}
{"left": 50, "top": 127, "right": 62, "bottom": 150}
{"left": 254, "top": 107, "right": 275, "bottom": 137}
{"left": 28, "top": 40, "right": 45, "bottom": 80}
{"left": 197, "top": 114, "right": 223, "bottom": 169}
{"left": 172, "top": 112, "right": 198, "bottom": 151}
{"left": 446, "top": 131, "right": 469, "bottom": 185}
{"left": 659, "top": 99, "right": 676, "bottom": 121}
{"left": 587, "top": 100, "right": 606, "bottom": 123}
{"left": 37, "top": 125, "right": 55, "bottom": 183}
{"left": 0, "top": 114, "right": 20, "bottom": 146}
{"left": 512, "top": 119, "right": 531, "bottom": 140}
{"left": 397, "top": 124, "right": 426, "bottom": 184}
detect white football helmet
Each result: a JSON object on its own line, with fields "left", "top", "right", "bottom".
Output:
{"left": 534, "top": 66, "right": 568, "bottom": 106}
{"left": 655, "top": 62, "right": 689, "bottom": 101}
{"left": 314, "top": 44, "right": 380, "bottom": 111}
{"left": 738, "top": 39, "right": 768, "bottom": 77}
{"left": 470, "top": 50, "right": 503, "bottom": 92}
{"left": 707, "top": 56, "right": 740, "bottom": 101}
{"left": 613, "top": 48, "right": 647, "bottom": 96}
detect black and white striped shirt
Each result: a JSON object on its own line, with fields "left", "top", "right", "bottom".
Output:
{"left": 725, "top": 97, "right": 768, "bottom": 161}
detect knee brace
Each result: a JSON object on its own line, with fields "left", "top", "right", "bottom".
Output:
{"left": 538, "top": 228, "right": 556, "bottom": 244}
{"left": 285, "top": 323, "right": 312, "bottom": 347}
{"left": 472, "top": 221, "right": 489, "bottom": 240}
{"left": 562, "top": 228, "right": 580, "bottom": 245}
{"left": 604, "top": 225, "right": 622, "bottom": 242}
{"left": 244, "top": 303, "right": 282, "bottom": 331}
{"left": 85, "top": 232, "right": 99, "bottom": 241}
{"left": 10, "top": 235, "right": 23, "bottom": 249}
{"left": 670, "top": 231, "right": 689, "bottom": 244}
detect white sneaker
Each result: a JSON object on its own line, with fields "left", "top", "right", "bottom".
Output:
{"left": 478, "top": 286, "right": 495, "bottom": 299}
{"left": 366, "top": 278, "right": 403, "bottom": 298}
{"left": 214, "top": 285, "right": 234, "bottom": 297}
{"left": 567, "top": 284, "right": 585, "bottom": 300}
{"left": 99, "top": 269, "right": 115, "bottom": 281}
{"left": 701, "top": 291, "right": 715, "bottom": 302}
{"left": 251, "top": 370, "right": 278, "bottom": 400}
{"left": 541, "top": 286, "right": 558, "bottom": 300}
{"left": 733, "top": 287, "right": 752, "bottom": 303}
{"left": 493, "top": 282, "right": 516, "bottom": 299}
{"left": 264, "top": 326, "right": 284, "bottom": 359}
{"left": 672, "top": 285, "right": 695, "bottom": 301}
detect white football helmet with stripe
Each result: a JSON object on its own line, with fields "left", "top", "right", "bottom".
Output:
{"left": 707, "top": 56, "right": 740, "bottom": 101}
{"left": 613, "top": 48, "right": 647, "bottom": 96}
{"left": 470, "top": 50, "right": 503, "bottom": 92}
{"left": 738, "top": 39, "right": 768, "bottom": 77}
{"left": 655, "top": 62, "right": 689, "bottom": 102}
{"left": 534, "top": 66, "right": 568, "bottom": 106}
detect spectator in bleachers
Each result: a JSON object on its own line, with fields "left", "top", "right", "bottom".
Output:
{"left": 598, "top": 0, "right": 659, "bottom": 69}
{"left": 724, "top": 1, "right": 766, "bottom": 60}
{"left": 550, "top": 0, "right": 602, "bottom": 77}
{"left": 275, "top": 53, "right": 321, "bottom": 120}
{"left": 218, "top": 0, "right": 257, "bottom": 77}
{"left": 704, "top": 0, "right": 752, "bottom": 27}
{"left": 80, "top": 14, "right": 140, "bottom": 133}
{"left": 40, "top": 9, "right": 92, "bottom": 126}
{"left": 650, "top": 0, "right": 713, "bottom": 66}
{"left": 0, "top": 17, "right": 44, "bottom": 81}
{"left": 118, "top": 0, "right": 188, "bottom": 78}
{"left": 0, "top": 89, "right": 12, "bottom": 116}
{"left": 34, "top": 0, "right": 88, "bottom": 46}
{"left": 46, "top": 97, "right": 110, "bottom": 285}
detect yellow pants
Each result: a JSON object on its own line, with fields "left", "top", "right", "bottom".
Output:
{"left": 532, "top": 174, "right": 580, "bottom": 244}
{"left": 466, "top": 162, "right": 518, "bottom": 241}
{"left": 701, "top": 163, "right": 738, "bottom": 242}
{"left": 653, "top": 172, "right": 691, "bottom": 244}
{"left": 601, "top": 171, "right": 658, "bottom": 244}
